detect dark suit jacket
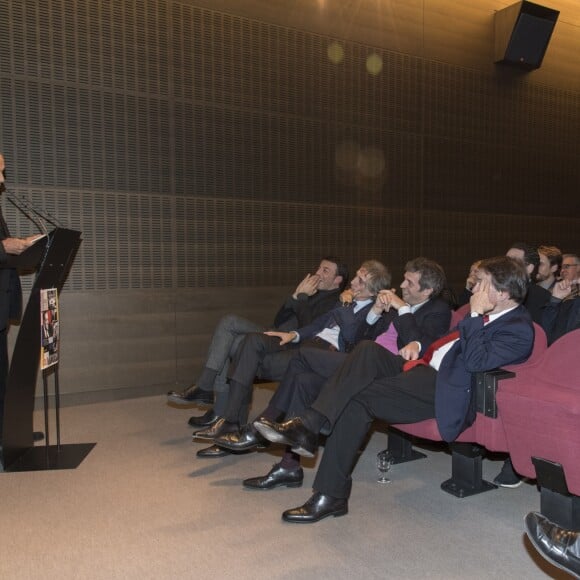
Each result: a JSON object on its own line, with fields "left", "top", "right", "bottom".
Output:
{"left": 0, "top": 208, "right": 22, "bottom": 332}
{"left": 435, "top": 305, "right": 534, "bottom": 441}
{"left": 296, "top": 301, "right": 374, "bottom": 352}
{"left": 525, "top": 282, "right": 550, "bottom": 327}
{"left": 363, "top": 297, "right": 452, "bottom": 356}
{"left": 273, "top": 288, "right": 341, "bottom": 331}
{"left": 542, "top": 296, "right": 580, "bottom": 345}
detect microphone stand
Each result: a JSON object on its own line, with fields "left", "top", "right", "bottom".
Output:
{"left": 3, "top": 188, "right": 64, "bottom": 236}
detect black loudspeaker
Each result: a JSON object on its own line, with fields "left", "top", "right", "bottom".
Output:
{"left": 494, "top": 1, "right": 559, "bottom": 70}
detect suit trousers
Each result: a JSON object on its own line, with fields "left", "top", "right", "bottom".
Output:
{"left": 0, "top": 327, "right": 7, "bottom": 437}
{"left": 268, "top": 347, "right": 348, "bottom": 419}
{"left": 225, "top": 334, "right": 335, "bottom": 424}
{"left": 225, "top": 333, "right": 298, "bottom": 422}
{"left": 310, "top": 342, "right": 438, "bottom": 499}
{"left": 200, "top": 314, "right": 265, "bottom": 417}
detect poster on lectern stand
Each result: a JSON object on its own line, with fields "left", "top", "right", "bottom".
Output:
{"left": 40, "top": 288, "right": 59, "bottom": 369}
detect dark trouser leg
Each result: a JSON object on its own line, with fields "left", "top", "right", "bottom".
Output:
{"left": 224, "top": 333, "right": 292, "bottom": 423}
{"left": 269, "top": 347, "right": 346, "bottom": 414}
{"left": 212, "top": 333, "right": 248, "bottom": 416}
{"left": 313, "top": 366, "right": 437, "bottom": 499}
{"left": 224, "top": 381, "right": 253, "bottom": 423}
{"left": 308, "top": 341, "right": 404, "bottom": 434}
{"left": 284, "top": 372, "right": 326, "bottom": 419}
{"left": 0, "top": 327, "right": 7, "bottom": 439}
{"left": 203, "top": 314, "right": 265, "bottom": 378}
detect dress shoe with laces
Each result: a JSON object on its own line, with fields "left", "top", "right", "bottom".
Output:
{"left": 167, "top": 384, "right": 214, "bottom": 407}
{"left": 525, "top": 511, "right": 580, "bottom": 578}
{"left": 214, "top": 424, "right": 269, "bottom": 452}
{"left": 192, "top": 418, "right": 237, "bottom": 441}
{"left": 243, "top": 463, "right": 304, "bottom": 490}
{"left": 282, "top": 492, "right": 348, "bottom": 523}
{"left": 188, "top": 409, "right": 218, "bottom": 428}
{"left": 196, "top": 444, "right": 232, "bottom": 458}
{"left": 254, "top": 417, "right": 318, "bottom": 458}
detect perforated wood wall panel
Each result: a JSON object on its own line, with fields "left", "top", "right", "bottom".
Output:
{"left": 1, "top": 0, "right": 578, "bottom": 294}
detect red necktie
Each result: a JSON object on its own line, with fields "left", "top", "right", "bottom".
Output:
{"left": 402, "top": 315, "right": 488, "bottom": 372}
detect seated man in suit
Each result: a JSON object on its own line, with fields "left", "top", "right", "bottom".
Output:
{"left": 167, "top": 257, "right": 348, "bottom": 433}
{"left": 192, "top": 260, "right": 391, "bottom": 457}
{"left": 542, "top": 274, "right": 580, "bottom": 345}
{"left": 255, "top": 256, "right": 534, "bottom": 523}
{"left": 215, "top": 258, "right": 451, "bottom": 491}
{"left": 506, "top": 242, "right": 551, "bottom": 326}
{"left": 461, "top": 244, "right": 549, "bottom": 328}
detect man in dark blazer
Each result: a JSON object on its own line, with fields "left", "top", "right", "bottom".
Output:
{"left": 256, "top": 256, "right": 534, "bottom": 522}
{"left": 0, "top": 154, "right": 39, "bottom": 442}
{"left": 219, "top": 258, "right": 451, "bottom": 489}
{"left": 192, "top": 260, "right": 391, "bottom": 451}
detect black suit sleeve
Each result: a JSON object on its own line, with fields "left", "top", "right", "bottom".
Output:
{"left": 273, "top": 289, "right": 340, "bottom": 329}
{"left": 396, "top": 299, "right": 452, "bottom": 356}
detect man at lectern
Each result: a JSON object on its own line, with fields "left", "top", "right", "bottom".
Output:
{"left": 0, "top": 154, "right": 41, "bottom": 443}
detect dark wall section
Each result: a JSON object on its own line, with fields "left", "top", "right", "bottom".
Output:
{"left": 1, "top": 1, "right": 578, "bottom": 294}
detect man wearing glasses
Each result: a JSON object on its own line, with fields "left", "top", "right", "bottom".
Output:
{"left": 560, "top": 254, "right": 580, "bottom": 285}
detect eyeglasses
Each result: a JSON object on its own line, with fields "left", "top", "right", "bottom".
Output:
{"left": 561, "top": 264, "right": 579, "bottom": 269}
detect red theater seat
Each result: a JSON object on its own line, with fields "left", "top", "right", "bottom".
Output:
{"left": 386, "top": 322, "right": 547, "bottom": 497}
{"left": 497, "top": 329, "right": 580, "bottom": 529}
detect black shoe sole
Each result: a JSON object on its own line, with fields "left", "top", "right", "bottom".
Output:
{"left": 168, "top": 394, "right": 213, "bottom": 407}
{"left": 282, "top": 507, "right": 348, "bottom": 523}
{"left": 243, "top": 480, "right": 303, "bottom": 490}
{"left": 254, "top": 422, "right": 293, "bottom": 446}
{"left": 290, "top": 444, "right": 315, "bottom": 458}
{"left": 196, "top": 445, "right": 231, "bottom": 458}
{"left": 254, "top": 422, "right": 314, "bottom": 457}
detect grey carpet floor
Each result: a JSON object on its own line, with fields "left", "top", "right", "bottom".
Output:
{"left": 0, "top": 386, "right": 568, "bottom": 579}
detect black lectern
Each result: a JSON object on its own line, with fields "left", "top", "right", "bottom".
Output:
{"left": 2, "top": 228, "right": 95, "bottom": 471}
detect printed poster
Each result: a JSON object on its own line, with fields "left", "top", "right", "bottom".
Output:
{"left": 40, "top": 288, "right": 59, "bottom": 369}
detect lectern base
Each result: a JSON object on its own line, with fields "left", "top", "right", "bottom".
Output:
{"left": 3, "top": 443, "right": 96, "bottom": 472}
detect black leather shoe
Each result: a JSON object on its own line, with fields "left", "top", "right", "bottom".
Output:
{"left": 243, "top": 464, "right": 304, "bottom": 490}
{"left": 196, "top": 444, "right": 232, "bottom": 458}
{"left": 214, "top": 424, "right": 269, "bottom": 452}
{"left": 33, "top": 431, "right": 45, "bottom": 442}
{"left": 525, "top": 511, "right": 580, "bottom": 577}
{"left": 282, "top": 492, "right": 348, "bottom": 523}
{"left": 192, "top": 418, "right": 237, "bottom": 441}
{"left": 167, "top": 385, "right": 213, "bottom": 407}
{"left": 188, "top": 410, "right": 218, "bottom": 428}
{"left": 254, "top": 417, "right": 318, "bottom": 458}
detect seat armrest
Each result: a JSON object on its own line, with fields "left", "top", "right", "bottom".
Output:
{"left": 474, "top": 369, "right": 515, "bottom": 418}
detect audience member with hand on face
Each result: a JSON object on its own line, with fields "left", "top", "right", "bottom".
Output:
{"left": 542, "top": 274, "right": 580, "bottom": 345}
